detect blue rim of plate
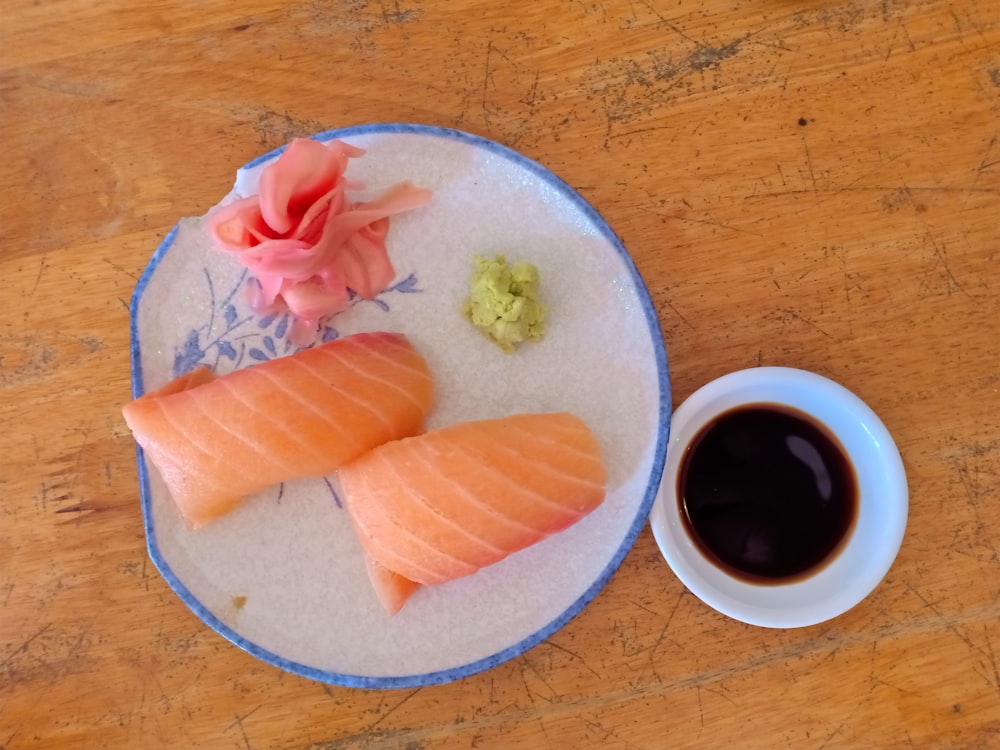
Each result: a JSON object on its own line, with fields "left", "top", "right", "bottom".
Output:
{"left": 129, "top": 122, "right": 672, "bottom": 689}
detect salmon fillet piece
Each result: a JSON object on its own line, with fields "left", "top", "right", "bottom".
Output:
{"left": 123, "top": 332, "right": 434, "bottom": 528}
{"left": 361, "top": 552, "right": 422, "bottom": 617}
{"left": 338, "top": 412, "right": 607, "bottom": 604}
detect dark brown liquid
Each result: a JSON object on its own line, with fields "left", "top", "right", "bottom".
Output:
{"left": 678, "top": 404, "right": 857, "bottom": 583}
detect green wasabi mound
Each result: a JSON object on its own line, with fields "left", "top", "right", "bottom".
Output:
{"left": 462, "top": 254, "right": 546, "bottom": 353}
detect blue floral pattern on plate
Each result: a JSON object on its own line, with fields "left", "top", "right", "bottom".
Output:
{"left": 173, "top": 269, "right": 422, "bottom": 377}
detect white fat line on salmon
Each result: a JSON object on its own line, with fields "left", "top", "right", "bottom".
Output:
{"left": 141, "top": 411, "right": 234, "bottom": 496}
{"left": 218, "top": 371, "right": 338, "bottom": 467}
{"left": 312, "top": 344, "right": 430, "bottom": 421}
{"left": 432, "top": 432, "right": 569, "bottom": 534}
{"left": 503, "top": 421, "right": 607, "bottom": 488}
{"left": 391, "top": 447, "right": 513, "bottom": 557}
{"left": 286, "top": 357, "right": 396, "bottom": 435}
{"left": 332, "top": 342, "right": 433, "bottom": 410}
{"left": 252, "top": 357, "right": 370, "bottom": 456}
{"left": 442, "top": 428, "right": 598, "bottom": 518}
{"left": 348, "top": 479, "right": 478, "bottom": 586}
{"left": 185, "top": 385, "right": 306, "bottom": 475}
{"left": 153, "top": 393, "right": 296, "bottom": 482}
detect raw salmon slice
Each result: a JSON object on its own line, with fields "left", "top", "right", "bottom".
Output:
{"left": 338, "top": 412, "right": 607, "bottom": 602}
{"left": 361, "top": 552, "right": 421, "bottom": 616}
{"left": 123, "top": 332, "right": 434, "bottom": 528}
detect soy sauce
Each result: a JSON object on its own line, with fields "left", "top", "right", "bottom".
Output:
{"left": 678, "top": 404, "right": 857, "bottom": 583}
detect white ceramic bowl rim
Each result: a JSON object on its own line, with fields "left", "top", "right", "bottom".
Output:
{"left": 649, "top": 367, "right": 908, "bottom": 629}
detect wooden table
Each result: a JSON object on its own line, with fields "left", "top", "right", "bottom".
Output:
{"left": 3, "top": 1, "right": 999, "bottom": 747}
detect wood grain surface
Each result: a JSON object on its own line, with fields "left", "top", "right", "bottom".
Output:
{"left": 2, "top": 1, "right": 999, "bottom": 747}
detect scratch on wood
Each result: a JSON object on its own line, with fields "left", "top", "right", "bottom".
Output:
{"left": 30, "top": 253, "right": 48, "bottom": 295}
{"left": 365, "top": 687, "right": 421, "bottom": 732}
{"left": 983, "top": 627, "right": 1000, "bottom": 694}
{"left": 237, "top": 718, "right": 253, "bottom": 750}
{"left": 953, "top": 458, "right": 1000, "bottom": 565}
{"left": 674, "top": 214, "right": 763, "bottom": 236}
{"left": 882, "top": 21, "right": 915, "bottom": 61}
{"left": 926, "top": 234, "right": 969, "bottom": 297}
{"left": 608, "top": 123, "right": 676, "bottom": 141}
{"left": 103, "top": 257, "right": 139, "bottom": 281}
{"left": 868, "top": 640, "right": 877, "bottom": 685}
{"left": 639, "top": 0, "right": 697, "bottom": 44}
{"left": 629, "top": 598, "right": 659, "bottom": 617}
{"left": 649, "top": 589, "right": 686, "bottom": 662}
{"left": 225, "top": 704, "right": 263, "bottom": 750}
{"left": 802, "top": 137, "right": 818, "bottom": 192}
{"left": 664, "top": 299, "right": 695, "bottom": 331}
{"left": 521, "top": 67, "right": 541, "bottom": 108}
{"left": 542, "top": 638, "right": 601, "bottom": 678}
{"left": 971, "top": 134, "right": 998, "bottom": 191}
{"left": 905, "top": 582, "right": 1000, "bottom": 684}
{"left": 536, "top": 715, "right": 553, "bottom": 746}
{"left": 481, "top": 40, "right": 494, "bottom": 111}
{"left": 781, "top": 308, "right": 835, "bottom": 339}
{"left": 747, "top": 185, "right": 999, "bottom": 202}
{"left": 520, "top": 654, "right": 557, "bottom": 700}
{"left": 817, "top": 719, "right": 848, "bottom": 750}
{"left": 947, "top": 8, "right": 966, "bottom": 40}
{"left": 0, "top": 623, "right": 52, "bottom": 669}
{"left": 900, "top": 21, "right": 916, "bottom": 52}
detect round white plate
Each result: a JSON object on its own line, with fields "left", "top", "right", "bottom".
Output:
{"left": 130, "top": 123, "right": 671, "bottom": 688}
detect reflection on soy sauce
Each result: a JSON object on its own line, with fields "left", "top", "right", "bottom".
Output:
{"left": 677, "top": 404, "right": 858, "bottom": 584}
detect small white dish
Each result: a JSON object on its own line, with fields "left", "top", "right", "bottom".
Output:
{"left": 649, "top": 367, "right": 907, "bottom": 628}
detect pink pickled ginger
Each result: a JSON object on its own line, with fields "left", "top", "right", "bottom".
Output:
{"left": 208, "top": 137, "right": 431, "bottom": 344}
